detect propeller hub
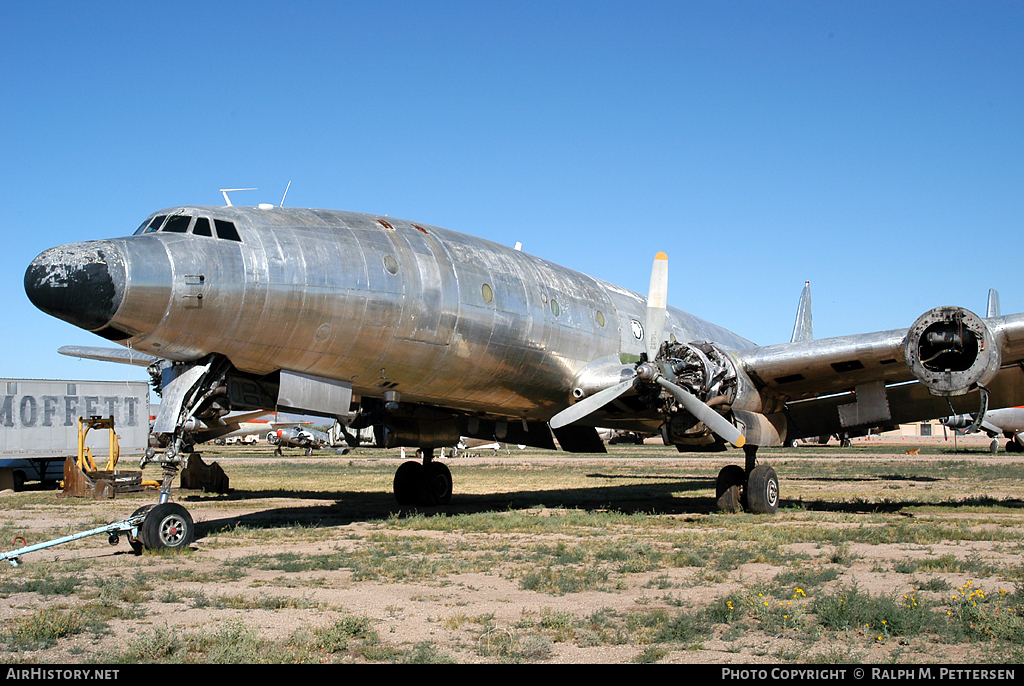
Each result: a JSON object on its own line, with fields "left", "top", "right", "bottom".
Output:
{"left": 635, "top": 362, "right": 659, "bottom": 382}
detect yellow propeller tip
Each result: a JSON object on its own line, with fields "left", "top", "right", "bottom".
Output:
{"left": 654, "top": 251, "right": 668, "bottom": 261}
{"left": 734, "top": 435, "right": 746, "bottom": 448}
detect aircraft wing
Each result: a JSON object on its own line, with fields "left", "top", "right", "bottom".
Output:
{"left": 59, "top": 345, "right": 160, "bottom": 367}
{"left": 737, "top": 328, "right": 909, "bottom": 402}
{"left": 220, "top": 410, "right": 270, "bottom": 426}
{"left": 733, "top": 312, "right": 1024, "bottom": 441}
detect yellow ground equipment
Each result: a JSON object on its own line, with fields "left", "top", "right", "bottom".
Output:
{"left": 60, "top": 416, "right": 157, "bottom": 498}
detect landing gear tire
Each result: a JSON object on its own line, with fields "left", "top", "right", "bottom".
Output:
{"left": 746, "top": 465, "right": 780, "bottom": 515}
{"left": 140, "top": 503, "right": 194, "bottom": 551}
{"left": 393, "top": 460, "right": 454, "bottom": 506}
{"left": 990, "top": 439, "right": 1000, "bottom": 454}
{"left": 393, "top": 461, "right": 423, "bottom": 505}
{"left": 840, "top": 438, "right": 852, "bottom": 448}
{"left": 421, "top": 462, "right": 453, "bottom": 506}
{"left": 716, "top": 465, "right": 746, "bottom": 513}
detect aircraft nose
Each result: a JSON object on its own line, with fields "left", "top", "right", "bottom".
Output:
{"left": 24, "top": 241, "right": 127, "bottom": 332}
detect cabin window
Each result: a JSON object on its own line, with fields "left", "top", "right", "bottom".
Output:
{"left": 383, "top": 254, "right": 399, "bottom": 274}
{"left": 481, "top": 284, "right": 493, "bottom": 303}
{"left": 192, "top": 217, "right": 213, "bottom": 237}
{"left": 596, "top": 310, "right": 605, "bottom": 327}
{"left": 550, "top": 299, "right": 561, "bottom": 317}
{"left": 214, "top": 219, "right": 241, "bottom": 242}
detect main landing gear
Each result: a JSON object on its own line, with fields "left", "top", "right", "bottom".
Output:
{"left": 715, "top": 445, "right": 780, "bottom": 515}
{"left": 393, "top": 448, "right": 453, "bottom": 506}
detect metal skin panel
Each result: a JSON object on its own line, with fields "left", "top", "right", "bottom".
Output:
{"left": 25, "top": 205, "right": 1024, "bottom": 445}
{"left": 278, "top": 370, "right": 352, "bottom": 417}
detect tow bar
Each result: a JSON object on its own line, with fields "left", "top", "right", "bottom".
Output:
{"left": 1, "top": 513, "right": 147, "bottom": 566}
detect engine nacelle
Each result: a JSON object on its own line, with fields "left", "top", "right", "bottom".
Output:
{"left": 941, "top": 414, "right": 974, "bottom": 430}
{"left": 904, "top": 306, "right": 1001, "bottom": 396}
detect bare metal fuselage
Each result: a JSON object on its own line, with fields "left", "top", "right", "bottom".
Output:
{"left": 28, "top": 204, "right": 1024, "bottom": 454}
{"left": 39, "top": 206, "right": 752, "bottom": 423}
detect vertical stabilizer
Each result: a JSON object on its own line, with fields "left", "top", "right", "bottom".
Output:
{"left": 790, "top": 281, "right": 813, "bottom": 343}
{"left": 987, "top": 289, "right": 1000, "bottom": 318}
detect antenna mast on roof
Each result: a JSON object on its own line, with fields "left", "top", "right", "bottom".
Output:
{"left": 280, "top": 181, "right": 292, "bottom": 208}
{"left": 219, "top": 188, "right": 257, "bottom": 206}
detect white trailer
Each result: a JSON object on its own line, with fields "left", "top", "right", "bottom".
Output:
{"left": 0, "top": 378, "right": 150, "bottom": 489}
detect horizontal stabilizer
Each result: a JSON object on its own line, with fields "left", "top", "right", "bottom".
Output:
{"left": 58, "top": 345, "right": 160, "bottom": 367}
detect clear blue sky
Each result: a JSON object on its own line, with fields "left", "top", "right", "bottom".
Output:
{"left": 2, "top": 1, "right": 1022, "bottom": 385}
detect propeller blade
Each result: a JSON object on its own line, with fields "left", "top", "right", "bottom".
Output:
{"left": 549, "top": 376, "right": 636, "bottom": 430}
{"left": 655, "top": 376, "right": 746, "bottom": 447}
{"left": 645, "top": 252, "right": 668, "bottom": 361}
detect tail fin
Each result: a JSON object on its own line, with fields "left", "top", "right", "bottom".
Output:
{"left": 790, "top": 281, "right": 813, "bottom": 343}
{"left": 987, "top": 288, "right": 1000, "bottom": 318}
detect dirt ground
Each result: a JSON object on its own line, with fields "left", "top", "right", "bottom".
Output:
{"left": 1, "top": 441, "right": 1022, "bottom": 664}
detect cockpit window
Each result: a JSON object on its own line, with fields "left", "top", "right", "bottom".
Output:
{"left": 192, "top": 217, "right": 212, "bottom": 237}
{"left": 214, "top": 219, "right": 241, "bottom": 242}
{"left": 132, "top": 213, "right": 240, "bottom": 241}
{"left": 135, "top": 215, "right": 167, "bottom": 235}
{"left": 162, "top": 215, "right": 192, "bottom": 233}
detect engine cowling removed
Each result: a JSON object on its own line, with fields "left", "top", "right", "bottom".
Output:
{"left": 904, "top": 306, "right": 1001, "bottom": 396}
{"left": 643, "top": 340, "right": 769, "bottom": 446}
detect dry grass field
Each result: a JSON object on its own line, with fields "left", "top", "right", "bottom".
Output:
{"left": 1, "top": 441, "right": 1023, "bottom": 664}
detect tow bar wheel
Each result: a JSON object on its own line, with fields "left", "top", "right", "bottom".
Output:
{"left": 141, "top": 503, "right": 194, "bottom": 551}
